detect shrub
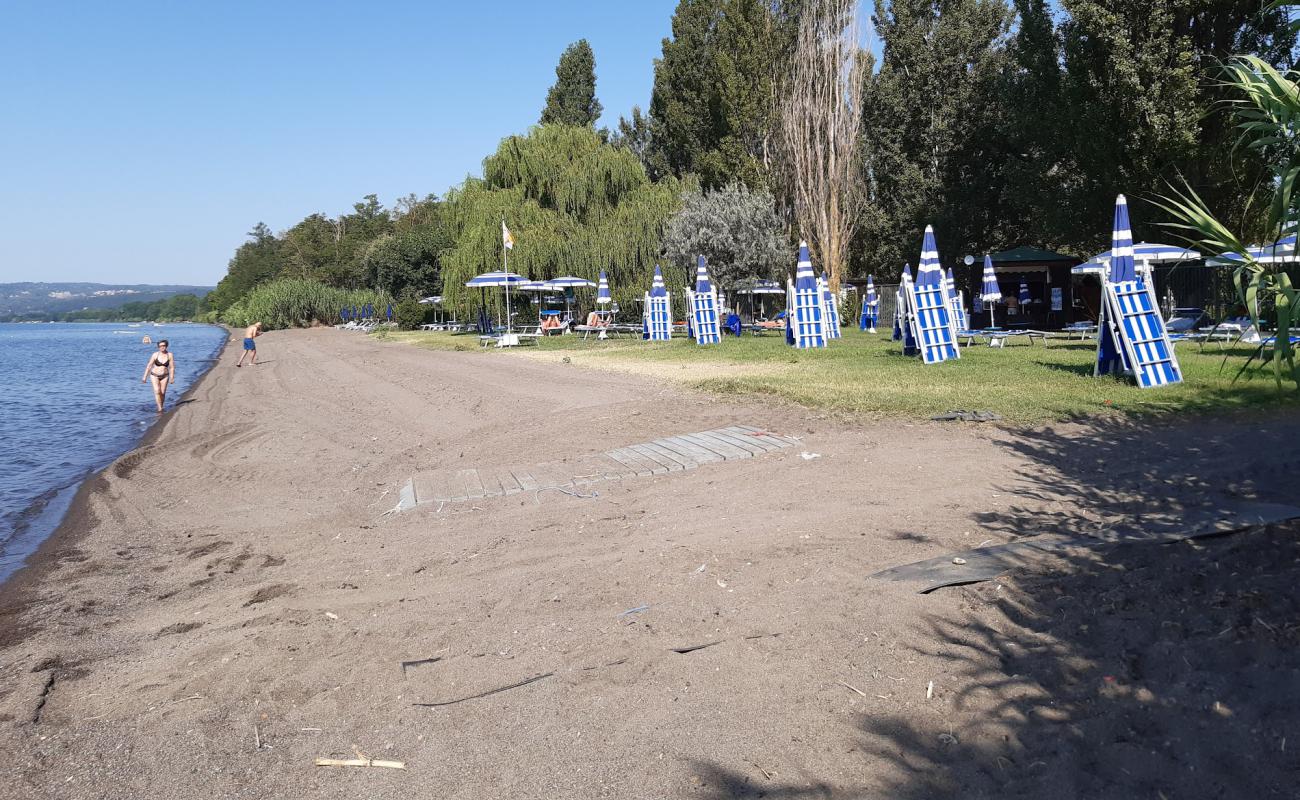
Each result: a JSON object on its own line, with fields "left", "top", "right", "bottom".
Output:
{"left": 395, "top": 297, "right": 427, "bottom": 330}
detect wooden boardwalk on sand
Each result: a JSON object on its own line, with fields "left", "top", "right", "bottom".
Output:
{"left": 393, "top": 425, "right": 798, "bottom": 512}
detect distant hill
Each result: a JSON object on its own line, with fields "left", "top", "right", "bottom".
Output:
{"left": 0, "top": 282, "right": 214, "bottom": 320}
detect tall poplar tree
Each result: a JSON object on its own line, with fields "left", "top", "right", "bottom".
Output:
{"left": 540, "top": 40, "right": 603, "bottom": 127}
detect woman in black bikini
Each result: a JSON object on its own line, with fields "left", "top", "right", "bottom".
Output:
{"left": 141, "top": 339, "right": 175, "bottom": 412}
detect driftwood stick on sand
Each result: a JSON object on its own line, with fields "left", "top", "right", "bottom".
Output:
{"left": 412, "top": 672, "right": 555, "bottom": 708}
{"left": 314, "top": 757, "right": 406, "bottom": 770}
{"left": 837, "top": 680, "right": 867, "bottom": 697}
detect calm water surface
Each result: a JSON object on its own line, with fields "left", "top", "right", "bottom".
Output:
{"left": 0, "top": 322, "right": 226, "bottom": 583}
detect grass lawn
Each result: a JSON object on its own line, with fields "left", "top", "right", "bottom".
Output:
{"left": 380, "top": 327, "right": 1300, "bottom": 423}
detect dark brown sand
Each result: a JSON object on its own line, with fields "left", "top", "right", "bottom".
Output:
{"left": 0, "top": 328, "right": 1297, "bottom": 799}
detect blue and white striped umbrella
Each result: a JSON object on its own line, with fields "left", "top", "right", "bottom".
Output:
{"left": 465, "top": 271, "right": 526, "bottom": 288}
{"left": 979, "top": 255, "right": 1001, "bottom": 302}
{"left": 795, "top": 242, "right": 817, "bottom": 291}
{"left": 651, "top": 265, "right": 668, "bottom": 297}
{"left": 917, "top": 225, "right": 943, "bottom": 288}
{"left": 945, "top": 267, "right": 959, "bottom": 305}
{"left": 1110, "top": 194, "right": 1136, "bottom": 282}
{"left": 695, "top": 255, "right": 712, "bottom": 293}
{"left": 860, "top": 275, "right": 879, "bottom": 332}
{"left": 1018, "top": 282, "right": 1031, "bottom": 306}
{"left": 1078, "top": 241, "right": 1195, "bottom": 274}
{"left": 596, "top": 271, "right": 612, "bottom": 304}
{"left": 892, "top": 265, "right": 909, "bottom": 341}
{"left": 517, "top": 280, "right": 551, "bottom": 293}
{"left": 1208, "top": 234, "right": 1298, "bottom": 266}
{"left": 544, "top": 276, "right": 596, "bottom": 290}
{"left": 898, "top": 264, "right": 918, "bottom": 354}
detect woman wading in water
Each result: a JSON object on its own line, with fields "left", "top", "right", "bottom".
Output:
{"left": 141, "top": 339, "right": 175, "bottom": 412}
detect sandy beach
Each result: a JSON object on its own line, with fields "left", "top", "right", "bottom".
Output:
{"left": 1, "top": 328, "right": 1298, "bottom": 799}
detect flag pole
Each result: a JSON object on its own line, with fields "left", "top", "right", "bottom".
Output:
{"left": 502, "top": 219, "right": 512, "bottom": 333}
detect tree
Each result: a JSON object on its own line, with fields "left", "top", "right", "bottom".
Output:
{"left": 610, "top": 105, "right": 653, "bottom": 172}
{"left": 662, "top": 183, "right": 791, "bottom": 288}
{"left": 439, "top": 125, "right": 685, "bottom": 313}
{"left": 781, "top": 0, "right": 867, "bottom": 291}
{"left": 206, "top": 223, "right": 282, "bottom": 313}
{"left": 647, "top": 0, "right": 798, "bottom": 188}
{"left": 540, "top": 40, "right": 603, "bottom": 127}
{"left": 858, "top": 0, "right": 1010, "bottom": 278}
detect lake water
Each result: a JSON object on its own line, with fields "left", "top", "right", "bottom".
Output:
{"left": 0, "top": 322, "right": 227, "bottom": 583}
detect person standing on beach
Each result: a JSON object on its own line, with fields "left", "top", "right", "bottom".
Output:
{"left": 236, "top": 322, "right": 262, "bottom": 367}
{"left": 141, "top": 339, "right": 175, "bottom": 412}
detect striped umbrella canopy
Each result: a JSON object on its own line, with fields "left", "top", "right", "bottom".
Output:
{"left": 596, "top": 271, "right": 612, "bottom": 304}
{"left": 465, "top": 271, "right": 526, "bottom": 288}
{"left": 695, "top": 255, "right": 713, "bottom": 293}
{"left": 466, "top": 271, "right": 526, "bottom": 333}
{"left": 1109, "top": 194, "right": 1136, "bottom": 282}
{"left": 517, "top": 281, "right": 551, "bottom": 293}
{"left": 650, "top": 265, "right": 668, "bottom": 297}
{"left": 418, "top": 296, "right": 442, "bottom": 305}
{"left": 795, "top": 241, "right": 817, "bottom": 290}
{"left": 917, "top": 225, "right": 942, "bottom": 288}
{"left": 979, "top": 255, "right": 1001, "bottom": 301}
{"left": 1208, "top": 234, "right": 1299, "bottom": 266}
{"left": 544, "top": 276, "right": 596, "bottom": 290}
{"left": 1077, "top": 241, "right": 1195, "bottom": 274}
{"left": 944, "top": 267, "right": 960, "bottom": 304}
{"left": 1018, "top": 282, "right": 1031, "bottom": 305}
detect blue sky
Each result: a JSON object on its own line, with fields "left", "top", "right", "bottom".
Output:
{"left": 0, "top": 1, "right": 679, "bottom": 285}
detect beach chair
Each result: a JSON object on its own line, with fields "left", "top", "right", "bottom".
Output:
{"left": 787, "top": 242, "right": 828, "bottom": 349}
{"left": 819, "top": 275, "right": 842, "bottom": 340}
{"left": 644, "top": 266, "right": 672, "bottom": 341}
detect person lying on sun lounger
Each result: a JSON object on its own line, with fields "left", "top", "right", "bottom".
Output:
{"left": 584, "top": 311, "right": 609, "bottom": 327}
{"left": 541, "top": 315, "right": 565, "bottom": 331}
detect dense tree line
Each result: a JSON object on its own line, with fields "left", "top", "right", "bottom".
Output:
{"left": 208, "top": 0, "right": 1296, "bottom": 319}
{"left": 57, "top": 294, "right": 206, "bottom": 323}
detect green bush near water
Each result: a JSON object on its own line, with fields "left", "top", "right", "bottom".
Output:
{"left": 220, "top": 279, "right": 391, "bottom": 330}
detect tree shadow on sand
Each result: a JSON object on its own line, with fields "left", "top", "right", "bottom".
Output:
{"left": 692, "top": 415, "right": 1300, "bottom": 799}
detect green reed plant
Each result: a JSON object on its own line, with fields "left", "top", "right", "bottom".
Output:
{"left": 219, "top": 279, "right": 391, "bottom": 330}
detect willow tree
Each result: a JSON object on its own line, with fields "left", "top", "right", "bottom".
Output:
{"left": 440, "top": 125, "right": 686, "bottom": 314}
{"left": 781, "top": 0, "right": 866, "bottom": 292}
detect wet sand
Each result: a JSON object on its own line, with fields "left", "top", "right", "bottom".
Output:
{"left": 1, "top": 328, "right": 1297, "bottom": 799}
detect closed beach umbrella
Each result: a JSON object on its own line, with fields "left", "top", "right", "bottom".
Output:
{"left": 596, "top": 271, "right": 612, "bottom": 304}
{"left": 892, "top": 264, "right": 909, "bottom": 341}
{"left": 695, "top": 255, "right": 712, "bottom": 292}
{"left": 898, "top": 263, "right": 917, "bottom": 355}
{"left": 651, "top": 265, "right": 667, "bottom": 297}
{"left": 466, "top": 270, "right": 527, "bottom": 332}
{"left": 1018, "top": 282, "right": 1031, "bottom": 309}
{"left": 979, "top": 254, "right": 1001, "bottom": 328}
{"left": 861, "top": 275, "right": 878, "bottom": 332}
{"left": 945, "top": 267, "right": 965, "bottom": 331}
{"left": 917, "top": 226, "right": 943, "bottom": 289}
{"left": 1097, "top": 194, "right": 1136, "bottom": 375}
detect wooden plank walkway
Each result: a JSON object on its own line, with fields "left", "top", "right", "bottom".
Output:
{"left": 394, "top": 424, "right": 798, "bottom": 512}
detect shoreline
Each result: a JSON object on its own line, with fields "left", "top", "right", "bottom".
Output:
{"left": 0, "top": 325, "right": 231, "bottom": 613}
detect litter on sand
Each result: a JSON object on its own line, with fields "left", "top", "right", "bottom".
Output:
{"left": 800, "top": 452, "right": 821, "bottom": 460}
{"left": 314, "top": 757, "right": 406, "bottom": 770}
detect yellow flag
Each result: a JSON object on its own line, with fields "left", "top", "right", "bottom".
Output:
{"left": 502, "top": 221, "right": 515, "bottom": 250}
